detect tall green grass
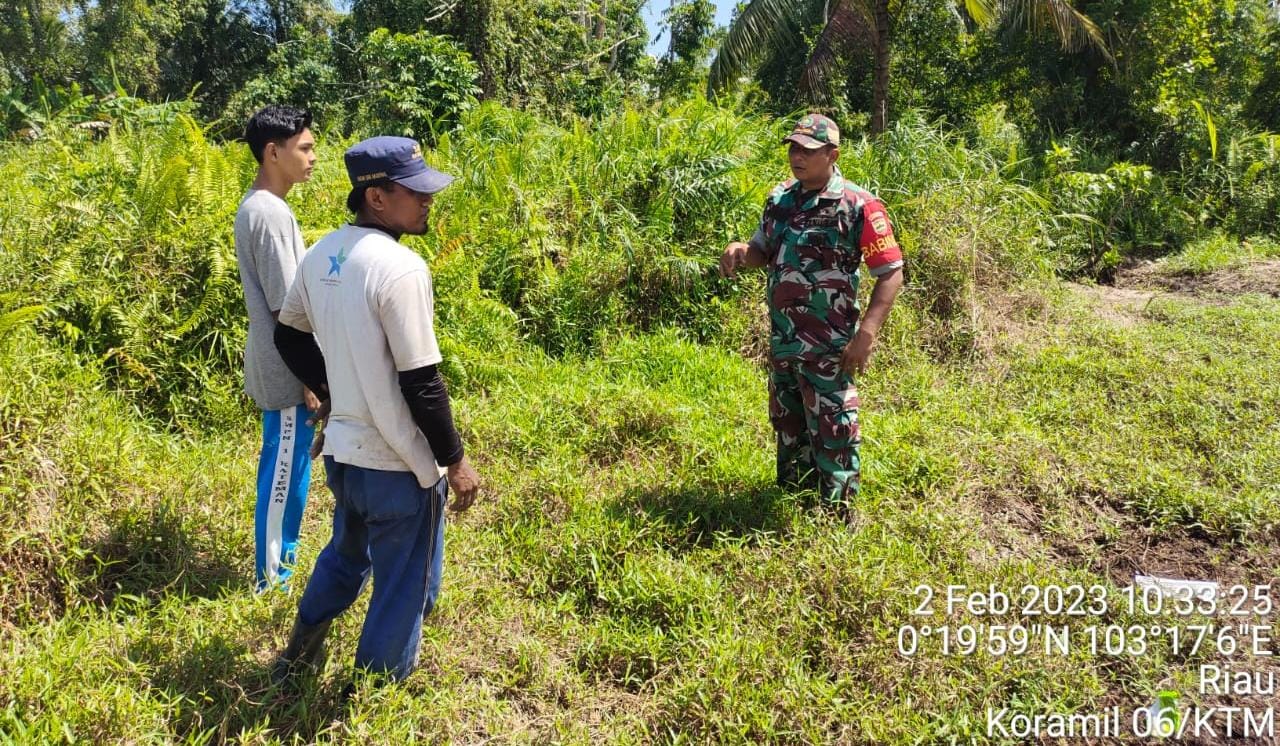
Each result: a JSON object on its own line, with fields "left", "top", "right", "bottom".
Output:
{"left": 1151, "top": 231, "right": 1280, "bottom": 276}
{"left": 0, "top": 116, "right": 256, "bottom": 429}
{"left": 1, "top": 99, "right": 1058, "bottom": 428}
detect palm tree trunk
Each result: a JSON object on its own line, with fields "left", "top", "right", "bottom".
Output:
{"left": 460, "top": 0, "right": 496, "bottom": 98}
{"left": 26, "top": 0, "right": 45, "bottom": 58}
{"left": 269, "top": 0, "right": 287, "bottom": 43}
{"left": 594, "top": 0, "right": 608, "bottom": 40}
{"left": 870, "top": 0, "right": 890, "bottom": 134}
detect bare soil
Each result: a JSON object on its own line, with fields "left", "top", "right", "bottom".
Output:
{"left": 1116, "top": 259, "right": 1280, "bottom": 299}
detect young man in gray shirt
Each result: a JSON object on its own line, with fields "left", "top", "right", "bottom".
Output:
{"left": 234, "top": 105, "right": 320, "bottom": 593}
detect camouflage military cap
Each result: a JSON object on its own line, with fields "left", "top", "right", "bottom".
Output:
{"left": 782, "top": 113, "right": 840, "bottom": 149}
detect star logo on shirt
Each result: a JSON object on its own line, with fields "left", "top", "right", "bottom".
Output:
{"left": 328, "top": 246, "right": 349, "bottom": 276}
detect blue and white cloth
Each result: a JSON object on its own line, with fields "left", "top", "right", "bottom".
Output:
{"left": 255, "top": 405, "right": 315, "bottom": 592}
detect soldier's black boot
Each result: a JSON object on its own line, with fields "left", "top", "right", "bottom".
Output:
{"left": 269, "top": 616, "right": 332, "bottom": 686}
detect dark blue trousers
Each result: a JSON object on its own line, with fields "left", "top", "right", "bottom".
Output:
{"left": 296, "top": 457, "right": 447, "bottom": 681}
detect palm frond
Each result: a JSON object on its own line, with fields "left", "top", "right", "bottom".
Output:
{"left": 0, "top": 304, "right": 49, "bottom": 340}
{"left": 708, "top": 0, "right": 802, "bottom": 96}
{"left": 799, "top": 0, "right": 875, "bottom": 103}
{"left": 1004, "top": 0, "right": 1111, "bottom": 61}
{"left": 962, "top": 0, "right": 999, "bottom": 27}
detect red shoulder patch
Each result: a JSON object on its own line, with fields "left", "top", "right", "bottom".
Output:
{"left": 858, "top": 199, "right": 901, "bottom": 269}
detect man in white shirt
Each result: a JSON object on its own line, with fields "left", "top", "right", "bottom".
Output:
{"left": 270, "top": 136, "right": 480, "bottom": 685}
{"left": 233, "top": 105, "right": 320, "bottom": 593}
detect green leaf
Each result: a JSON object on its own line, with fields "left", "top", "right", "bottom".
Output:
{"left": 707, "top": 0, "right": 801, "bottom": 96}
{"left": 1191, "top": 100, "right": 1218, "bottom": 160}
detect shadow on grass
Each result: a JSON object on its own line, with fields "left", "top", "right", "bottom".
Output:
{"left": 0, "top": 536, "right": 69, "bottom": 628}
{"left": 128, "top": 631, "right": 347, "bottom": 742}
{"left": 79, "top": 499, "right": 241, "bottom": 608}
{"left": 609, "top": 480, "right": 802, "bottom": 551}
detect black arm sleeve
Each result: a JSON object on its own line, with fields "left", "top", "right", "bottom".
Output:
{"left": 273, "top": 322, "right": 329, "bottom": 398}
{"left": 399, "top": 364, "right": 464, "bottom": 467}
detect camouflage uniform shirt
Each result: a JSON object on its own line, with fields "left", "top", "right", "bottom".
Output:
{"left": 749, "top": 169, "right": 904, "bottom": 362}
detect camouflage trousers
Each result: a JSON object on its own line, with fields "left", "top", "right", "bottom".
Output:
{"left": 768, "top": 357, "right": 861, "bottom": 504}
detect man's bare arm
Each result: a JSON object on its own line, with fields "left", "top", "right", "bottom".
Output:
{"left": 841, "top": 266, "right": 904, "bottom": 376}
{"left": 719, "top": 240, "right": 768, "bottom": 277}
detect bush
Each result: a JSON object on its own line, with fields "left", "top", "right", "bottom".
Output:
{"left": 0, "top": 114, "right": 255, "bottom": 430}
{"left": 1203, "top": 132, "right": 1280, "bottom": 238}
{"left": 2, "top": 81, "right": 192, "bottom": 138}
{"left": 0, "top": 102, "right": 1099, "bottom": 427}
{"left": 1039, "top": 140, "right": 1198, "bottom": 276}
{"left": 353, "top": 29, "right": 481, "bottom": 142}
{"left": 221, "top": 32, "right": 347, "bottom": 135}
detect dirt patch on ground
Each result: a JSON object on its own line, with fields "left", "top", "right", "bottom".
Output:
{"left": 977, "top": 489, "right": 1280, "bottom": 589}
{"left": 969, "top": 286, "right": 1058, "bottom": 353}
{"left": 1077, "top": 517, "right": 1280, "bottom": 590}
{"left": 942, "top": 488, "right": 1278, "bottom": 745}
{"left": 1116, "top": 259, "right": 1280, "bottom": 299}
{"left": 1068, "top": 283, "right": 1162, "bottom": 326}
{"left": 1068, "top": 259, "right": 1280, "bottom": 326}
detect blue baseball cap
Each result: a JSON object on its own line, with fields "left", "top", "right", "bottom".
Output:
{"left": 343, "top": 135, "right": 454, "bottom": 194}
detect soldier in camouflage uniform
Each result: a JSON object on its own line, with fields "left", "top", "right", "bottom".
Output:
{"left": 720, "top": 114, "right": 904, "bottom": 505}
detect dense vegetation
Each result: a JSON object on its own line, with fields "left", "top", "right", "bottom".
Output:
{"left": 1, "top": 0, "right": 1278, "bottom": 742}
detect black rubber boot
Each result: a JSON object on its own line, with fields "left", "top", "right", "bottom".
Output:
{"left": 269, "top": 617, "right": 332, "bottom": 686}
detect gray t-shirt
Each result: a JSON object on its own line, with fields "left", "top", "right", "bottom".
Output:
{"left": 234, "top": 189, "right": 307, "bottom": 411}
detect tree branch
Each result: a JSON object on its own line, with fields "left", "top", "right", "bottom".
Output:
{"left": 560, "top": 31, "right": 642, "bottom": 71}
{"left": 422, "top": 0, "right": 460, "bottom": 25}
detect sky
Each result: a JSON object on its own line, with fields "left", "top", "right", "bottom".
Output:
{"left": 640, "top": 0, "right": 736, "bottom": 57}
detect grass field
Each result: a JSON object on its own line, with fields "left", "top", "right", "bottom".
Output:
{"left": 0, "top": 105, "right": 1277, "bottom": 743}
{"left": 3, "top": 260, "right": 1277, "bottom": 743}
